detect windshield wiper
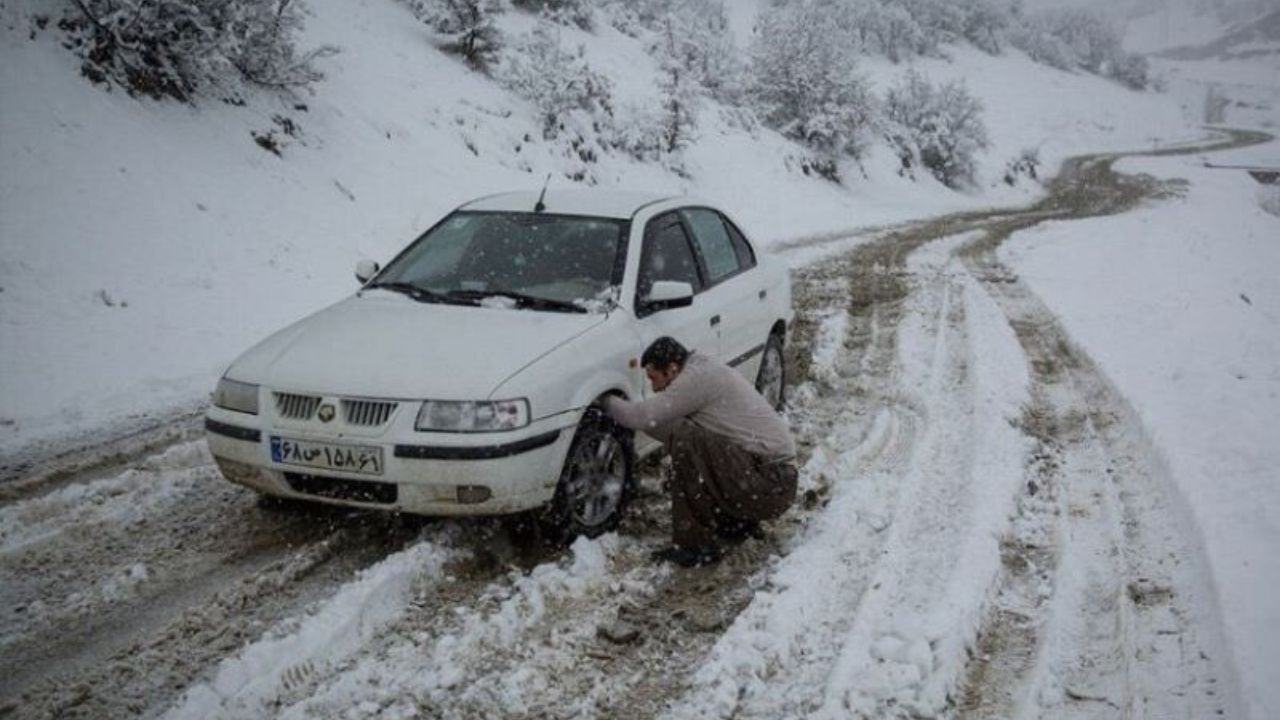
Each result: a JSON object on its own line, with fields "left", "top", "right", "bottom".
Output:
{"left": 364, "top": 281, "right": 461, "bottom": 305}
{"left": 445, "top": 289, "right": 588, "bottom": 313}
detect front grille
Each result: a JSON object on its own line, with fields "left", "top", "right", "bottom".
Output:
{"left": 284, "top": 472, "right": 398, "bottom": 504}
{"left": 342, "top": 399, "right": 397, "bottom": 427}
{"left": 275, "top": 392, "right": 321, "bottom": 420}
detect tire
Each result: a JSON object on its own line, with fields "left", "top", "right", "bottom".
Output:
{"left": 538, "top": 408, "right": 634, "bottom": 542}
{"left": 755, "top": 332, "right": 787, "bottom": 411}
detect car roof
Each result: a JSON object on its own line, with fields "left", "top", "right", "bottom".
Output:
{"left": 459, "top": 190, "right": 682, "bottom": 219}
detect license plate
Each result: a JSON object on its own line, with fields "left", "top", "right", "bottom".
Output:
{"left": 270, "top": 436, "right": 384, "bottom": 476}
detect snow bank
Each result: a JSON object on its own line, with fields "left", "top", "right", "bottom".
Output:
{"left": 269, "top": 534, "right": 639, "bottom": 719}
{"left": 1002, "top": 140, "right": 1280, "bottom": 720}
{"left": 0, "top": 440, "right": 210, "bottom": 553}
{"left": 165, "top": 536, "right": 460, "bottom": 719}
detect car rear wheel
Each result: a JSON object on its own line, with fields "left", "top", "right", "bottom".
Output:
{"left": 755, "top": 333, "right": 786, "bottom": 411}
{"left": 539, "top": 408, "right": 634, "bottom": 541}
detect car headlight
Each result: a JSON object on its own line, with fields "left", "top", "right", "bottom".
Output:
{"left": 213, "top": 377, "right": 260, "bottom": 415}
{"left": 415, "top": 399, "right": 529, "bottom": 432}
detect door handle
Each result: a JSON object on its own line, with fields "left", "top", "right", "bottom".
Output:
{"left": 710, "top": 315, "right": 721, "bottom": 327}
{"left": 759, "top": 290, "right": 767, "bottom": 300}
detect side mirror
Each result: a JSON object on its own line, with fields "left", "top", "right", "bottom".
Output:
{"left": 354, "top": 259, "right": 380, "bottom": 285}
{"left": 642, "top": 280, "right": 694, "bottom": 313}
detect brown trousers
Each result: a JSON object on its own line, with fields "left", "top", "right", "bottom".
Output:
{"left": 667, "top": 420, "right": 798, "bottom": 548}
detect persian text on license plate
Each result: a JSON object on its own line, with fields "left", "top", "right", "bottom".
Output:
{"left": 270, "top": 436, "right": 384, "bottom": 476}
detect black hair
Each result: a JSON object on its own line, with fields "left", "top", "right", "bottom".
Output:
{"left": 641, "top": 336, "right": 690, "bottom": 369}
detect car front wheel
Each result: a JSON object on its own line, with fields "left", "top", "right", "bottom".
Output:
{"left": 539, "top": 408, "right": 634, "bottom": 541}
{"left": 755, "top": 333, "right": 786, "bottom": 411}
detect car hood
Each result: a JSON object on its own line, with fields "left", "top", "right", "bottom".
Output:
{"left": 228, "top": 292, "right": 607, "bottom": 401}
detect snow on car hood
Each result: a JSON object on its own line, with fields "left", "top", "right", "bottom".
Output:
{"left": 227, "top": 292, "right": 606, "bottom": 401}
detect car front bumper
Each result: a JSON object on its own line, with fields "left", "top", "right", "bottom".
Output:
{"left": 204, "top": 406, "right": 575, "bottom": 516}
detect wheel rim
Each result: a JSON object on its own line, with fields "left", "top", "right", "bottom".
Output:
{"left": 564, "top": 431, "right": 626, "bottom": 528}
{"left": 758, "top": 344, "right": 784, "bottom": 409}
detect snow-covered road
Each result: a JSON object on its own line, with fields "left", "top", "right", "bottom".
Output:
{"left": 0, "top": 128, "right": 1270, "bottom": 719}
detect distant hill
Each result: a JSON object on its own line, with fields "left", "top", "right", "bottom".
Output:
{"left": 1159, "top": 8, "right": 1280, "bottom": 59}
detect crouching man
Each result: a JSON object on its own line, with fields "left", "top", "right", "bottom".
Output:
{"left": 602, "top": 337, "right": 798, "bottom": 567}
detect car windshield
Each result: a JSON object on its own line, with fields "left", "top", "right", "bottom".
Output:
{"left": 373, "top": 211, "right": 628, "bottom": 312}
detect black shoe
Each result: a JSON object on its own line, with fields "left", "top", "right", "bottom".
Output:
{"left": 715, "top": 519, "right": 764, "bottom": 543}
{"left": 650, "top": 545, "right": 722, "bottom": 567}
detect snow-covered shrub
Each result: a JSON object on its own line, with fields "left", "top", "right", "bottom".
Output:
{"left": 848, "top": 1, "right": 928, "bottom": 63}
{"left": 60, "top": 0, "right": 335, "bottom": 102}
{"left": 496, "top": 22, "right": 613, "bottom": 140}
{"left": 608, "top": 106, "right": 664, "bottom": 161}
{"left": 899, "top": 0, "right": 964, "bottom": 53}
{"left": 1111, "top": 53, "right": 1152, "bottom": 91}
{"left": 882, "top": 71, "right": 989, "bottom": 188}
{"left": 427, "top": 0, "right": 503, "bottom": 70}
{"left": 1006, "top": 16, "right": 1075, "bottom": 70}
{"left": 600, "top": 0, "right": 742, "bottom": 101}
{"left": 654, "top": 18, "right": 700, "bottom": 152}
{"left": 1035, "top": 8, "right": 1122, "bottom": 75}
{"left": 959, "top": 0, "right": 1008, "bottom": 54}
{"left": 749, "top": 1, "right": 874, "bottom": 163}
{"left": 512, "top": 0, "right": 593, "bottom": 30}
{"left": 1002, "top": 147, "right": 1041, "bottom": 186}
{"left": 1007, "top": 7, "right": 1152, "bottom": 89}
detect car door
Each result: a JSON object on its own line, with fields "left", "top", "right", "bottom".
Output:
{"left": 633, "top": 212, "right": 718, "bottom": 400}
{"left": 679, "top": 207, "right": 764, "bottom": 379}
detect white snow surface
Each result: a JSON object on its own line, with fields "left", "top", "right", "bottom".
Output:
{"left": 0, "top": 0, "right": 1200, "bottom": 454}
{"left": 1003, "top": 139, "right": 1280, "bottom": 720}
{"left": 3, "top": 0, "right": 1280, "bottom": 716}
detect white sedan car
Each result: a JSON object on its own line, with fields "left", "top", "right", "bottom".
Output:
{"left": 205, "top": 190, "right": 793, "bottom": 538}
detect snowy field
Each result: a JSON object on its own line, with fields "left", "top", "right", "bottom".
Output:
{"left": 2, "top": 0, "right": 1279, "bottom": 718}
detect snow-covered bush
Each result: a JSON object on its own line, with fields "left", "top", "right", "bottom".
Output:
{"left": 512, "top": 0, "right": 593, "bottom": 30}
{"left": 1002, "top": 147, "right": 1041, "bottom": 186}
{"left": 427, "top": 0, "right": 503, "bottom": 70}
{"left": 654, "top": 18, "right": 700, "bottom": 152}
{"left": 882, "top": 71, "right": 989, "bottom": 188}
{"left": 496, "top": 22, "right": 613, "bottom": 140}
{"left": 1007, "top": 7, "right": 1153, "bottom": 89}
{"left": 843, "top": 1, "right": 928, "bottom": 62}
{"left": 749, "top": 1, "right": 874, "bottom": 163}
{"left": 60, "top": 0, "right": 335, "bottom": 102}
{"left": 1006, "top": 15, "right": 1075, "bottom": 70}
{"left": 1111, "top": 53, "right": 1152, "bottom": 91}
{"left": 959, "top": 0, "right": 1008, "bottom": 54}
{"left": 1035, "top": 8, "right": 1122, "bottom": 75}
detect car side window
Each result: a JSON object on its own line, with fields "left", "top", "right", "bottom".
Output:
{"left": 637, "top": 215, "right": 702, "bottom": 300}
{"left": 724, "top": 218, "right": 757, "bottom": 270}
{"left": 681, "top": 208, "right": 742, "bottom": 284}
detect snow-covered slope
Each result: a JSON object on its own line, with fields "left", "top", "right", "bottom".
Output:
{"left": 0, "top": 0, "right": 1197, "bottom": 454}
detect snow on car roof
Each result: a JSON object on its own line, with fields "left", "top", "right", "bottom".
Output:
{"left": 459, "top": 190, "right": 680, "bottom": 219}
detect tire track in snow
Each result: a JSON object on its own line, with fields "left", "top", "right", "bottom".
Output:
{"left": 665, "top": 223, "right": 1030, "bottom": 718}
{"left": 0, "top": 441, "right": 443, "bottom": 720}
{"left": 957, "top": 243, "right": 1235, "bottom": 719}
{"left": 949, "top": 129, "right": 1270, "bottom": 719}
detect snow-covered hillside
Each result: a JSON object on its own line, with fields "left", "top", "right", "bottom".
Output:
{"left": 0, "top": 0, "right": 1199, "bottom": 455}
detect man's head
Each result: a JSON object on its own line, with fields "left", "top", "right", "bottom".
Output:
{"left": 641, "top": 337, "right": 690, "bottom": 392}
